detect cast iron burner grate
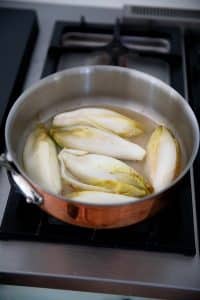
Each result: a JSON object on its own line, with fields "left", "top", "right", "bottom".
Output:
{"left": 42, "top": 18, "right": 184, "bottom": 95}
{"left": 0, "top": 19, "right": 198, "bottom": 256}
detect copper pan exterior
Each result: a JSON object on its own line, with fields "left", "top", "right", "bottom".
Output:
{"left": 37, "top": 187, "right": 166, "bottom": 229}
{"left": 4, "top": 66, "right": 199, "bottom": 228}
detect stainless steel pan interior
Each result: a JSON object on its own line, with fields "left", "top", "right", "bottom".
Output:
{"left": 2, "top": 66, "right": 199, "bottom": 228}
{"left": 7, "top": 66, "right": 199, "bottom": 193}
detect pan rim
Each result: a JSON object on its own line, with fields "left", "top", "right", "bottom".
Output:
{"left": 5, "top": 65, "right": 200, "bottom": 207}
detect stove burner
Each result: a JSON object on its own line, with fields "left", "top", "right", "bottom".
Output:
{"left": 62, "top": 31, "right": 170, "bottom": 53}
{"left": 42, "top": 19, "right": 183, "bottom": 95}
{"left": 62, "top": 32, "right": 112, "bottom": 48}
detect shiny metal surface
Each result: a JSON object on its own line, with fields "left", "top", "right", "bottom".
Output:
{"left": 6, "top": 66, "right": 200, "bottom": 194}
{"left": 1, "top": 242, "right": 200, "bottom": 299}
{"left": 4, "top": 66, "right": 199, "bottom": 228}
{"left": 7, "top": 66, "right": 199, "bottom": 175}
{"left": 11, "top": 173, "right": 43, "bottom": 205}
{"left": 39, "top": 189, "right": 165, "bottom": 228}
{"left": 0, "top": 0, "right": 200, "bottom": 298}
{"left": 0, "top": 154, "right": 43, "bottom": 205}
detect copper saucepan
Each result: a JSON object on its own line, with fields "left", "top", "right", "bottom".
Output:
{"left": 0, "top": 66, "right": 199, "bottom": 228}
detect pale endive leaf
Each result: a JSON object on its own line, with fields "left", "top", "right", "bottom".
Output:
{"left": 50, "top": 125, "right": 146, "bottom": 161}
{"left": 59, "top": 156, "right": 108, "bottom": 192}
{"left": 59, "top": 149, "right": 152, "bottom": 196}
{"left": 23, "top": 127, "right": 61, "bottom": 194}
{"left": 146, "top": 126, "right": 180, "bottom": 192}
{"left": 65, "top": 191, "right": 138, "bottom": 205}
{"left": 53, "top": 108, "right": 143, "bottom": 137}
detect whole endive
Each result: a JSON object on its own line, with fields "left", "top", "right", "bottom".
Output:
{"left": 53, "top": 108, "right": 143, "bottom": 137}
{"left": 146, "top": 125, "right": 180, "bottom": 192}
{"left": 66, "top": 190, "right": 139, "bottom": 205}
{"left": 23, "top": 127, "right": 61, "bottom": 194}
{"left": 50, "top": 125, "right": 146, "bottom": 161}
{"left": 59, "top": 149, "right": 152, "bottom": 196}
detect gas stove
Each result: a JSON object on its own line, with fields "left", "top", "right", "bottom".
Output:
{"left": 0, "top": 18, "right": 197, "bottom": 256}
{"left": 0, "top": 1, "right": 200, "bottom": 298}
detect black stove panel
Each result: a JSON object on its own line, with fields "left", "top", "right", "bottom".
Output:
{"left": 0, "top": 8, "right": 38, "bottom": 151}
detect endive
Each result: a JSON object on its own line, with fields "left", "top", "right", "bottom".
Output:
{"left": 59, "top": 156, "right": 108, "bottom": 193}
{"left": 23, "top": 127, "right": 61, "bottom": 194}
{"left": 50, "top": 125, "right": 146, "bottom": 161}
{"left": 53, "top": 108, "right": 143, "bottom": 137}
{"left": 58, "top": 149, "right": 152, "bottom": 196}
{"left": 66, "top": 191, "right": 139, "bottom": 205}
{"left": 146, "top": 126, "right": 180, "bottom": 192}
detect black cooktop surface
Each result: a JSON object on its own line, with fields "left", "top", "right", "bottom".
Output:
{"left": 0, "top": 173, "right": 195, "bottom": 255}
{"left": 0, "top": 19, "right": 199, "bottom": 256}
{"left": 0, "top": 7, "right": 38, "bottom": 152}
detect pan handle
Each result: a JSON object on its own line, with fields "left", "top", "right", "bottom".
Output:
{"left": 0, "top": 153, "right": 43, "bottom": 205}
